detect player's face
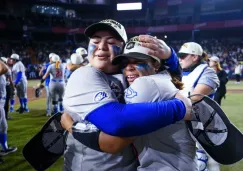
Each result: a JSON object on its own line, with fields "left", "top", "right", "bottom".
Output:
{"left": 179, "top": 54, "right": 198, "bottom": 69}
{"left": 209, "top": 60, "right": 217, "bottom": 67}
{"left": 9, "top": 59, "right": 16, "bottom": 65}
{"left": 122, "top": 58, "right": 156, "bottom": 85}
{"left": 88, "top": 31, "right": 123, "bottom": 74}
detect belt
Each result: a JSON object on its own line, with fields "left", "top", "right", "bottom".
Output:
{"left": 52, "top": 79, "right": 63, "bottom": 82}
{"left": 0, "top": 97, "right": 6, "bottom": 100}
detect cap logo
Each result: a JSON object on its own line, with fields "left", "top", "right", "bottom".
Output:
{"left": 183, "top": 43, "right": 188, "bottom": 48}
{"left": 100, "top": 19, "right": 122, "bottom": 29}
{"left": 126, "top": 42, "right": 135, "bottom": 50}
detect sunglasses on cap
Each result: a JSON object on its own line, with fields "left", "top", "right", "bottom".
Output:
{"left": 178, "top": 53, "right": 190, "bottom": 59}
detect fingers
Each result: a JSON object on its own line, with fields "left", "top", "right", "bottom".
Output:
{"left": 141, "top": 42, "right": 159, "bottom": 51}
{"left": 139, "top": 35, "right": 160, "bottom": 45}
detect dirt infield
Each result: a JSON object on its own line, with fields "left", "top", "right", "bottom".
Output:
{"left": 11, "top": 87, "right": 47, "bottom": 105}
{"left": 227, "top": 89, "right": 243, "bottom": 94}
{"left": 27, "top": 87, "right": 47, "bottom": 102}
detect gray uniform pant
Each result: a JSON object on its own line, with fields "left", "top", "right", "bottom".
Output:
{"left": 16, "top": 80, "right": 27, "bottom": 98}
{"left": 0, "top": 100, "right": 7, "bottom": 134}
{"left": 45, "top": 86, "right": 52, "bottom": 114}
{"left": 49, "top": 81, "right": 65, "bottom": 102}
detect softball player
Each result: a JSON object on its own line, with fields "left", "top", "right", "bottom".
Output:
{"left": 10, "top": 54, "right": 29, "bottom": 113}
{"left": 41, "top": 54, "right": 65, "bottom": 114}
{"left": 61, "top": 20, "right": 191, "bottom": 171}
{"left": 68, "top": 37, "right": 197, "bottom": 171}
{"left": 0, "top": 61, "right": 17, "bottom": 156}
{"left": 39, "top": 53, "right": 55, "bottom": 116}
{"left": 1, "top": 57, "right": 14, "bottom": 119}
{"left": 178, "top": 42, "right": 220, "bottom": 171}
{"left": 64, "top": 53, "right": 84, "bottom": 81}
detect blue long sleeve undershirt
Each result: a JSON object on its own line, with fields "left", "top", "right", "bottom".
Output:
{"left": 15, "top": 72, "right": 22, "bottom": 84}
{"left": 85, "top": 98, "right": 186, "bottom": 137}
{"left": 165, "top": 48, "right": 182, "bottom": 81}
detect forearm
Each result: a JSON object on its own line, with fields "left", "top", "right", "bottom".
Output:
{"left": 99, "top": 132, "right": 135, "bottom": 154}
{"left": 0, "top": 61, "right": 8, "bottom": 75}
{"left": 14, "top": 72, "right": 22, "bottom": 84}
{"left": 67, "top": 63, "right": 81, "bottom": 71}
{"left": 86, "top": 99, "right": 186, "bottom": 137}
{"left": 165, "top": 48, "right": 182, "bottom": 81}
{"left": 70, "top": 121, "right": 135, "bottom": 154}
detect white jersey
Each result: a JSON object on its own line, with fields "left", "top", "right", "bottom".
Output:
{"left": 234, "top": 64, "right": 243, "bottom": 75}
{"left": 182, "top": 64, "right": 219, "bottom": 98}
{"left": 12, "top": 61, "right": 27, "bottom": 82}
{"left": 124, "top": 71, "right": 197, "bottom": 171}
{"left": 46, "top": 63, "right": 65, "bottom": 81}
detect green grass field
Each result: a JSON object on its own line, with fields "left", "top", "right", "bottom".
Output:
{"left": 0, "top": 80, "right": 242, "bottom": 171}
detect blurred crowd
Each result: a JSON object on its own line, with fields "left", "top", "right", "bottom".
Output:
{"left": 0, "top": 38, "right": 243, "bottom": 80}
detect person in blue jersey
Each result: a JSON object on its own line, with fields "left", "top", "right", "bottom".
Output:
{"left": 39, "top": 53, "right": 55, "bottom": 116}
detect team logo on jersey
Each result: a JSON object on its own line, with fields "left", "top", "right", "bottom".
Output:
{"left": 94, "top": 91, "right": 109, "bottom": 102}
{"left": 125, "top": 87, "right": 137, "bottom": 99}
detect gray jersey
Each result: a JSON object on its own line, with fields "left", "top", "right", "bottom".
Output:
{"left": 46, "top": 63, "right": 65, "bottom": 81}
{"left": 124, "top": 71, "right": 197, "bottom": 171}
{"left": 0, "top": 75, "right": 6, "bottom": 98}
{"left": 12, "top": 61, "right": 26, "bottom": 82}
{"left": 63, "top": 66, "right": 137, "bottom": 171}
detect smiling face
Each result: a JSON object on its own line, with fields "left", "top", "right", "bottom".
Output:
{"left": 88, "top": 30, "right": 124, "bottom": 74}
{"left": 122, "top": 58, "right": 158, "bottom": 85}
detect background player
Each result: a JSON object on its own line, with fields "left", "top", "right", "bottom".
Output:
{"left": 178, "top": 42, "right": 219, "bottom": 171}
{"left": 40, "top": 54, "right": 65, "bottom": 114}
{"left": 39, "top": 53, "right": 55, "bottom": 116}
{"left": 0, "top": 57, "right": 14, "bottom": 120}
{"left": 10, "top": 54, "right": 29, "bottom": 114}
{"left": 65, "top": 53, "right": 84, "bottom": 81}
{"left": 0, "top": 60, "right": 17, "bottom": 160}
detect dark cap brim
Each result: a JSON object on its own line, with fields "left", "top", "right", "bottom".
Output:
{"left": 112, "top": 52, "right": 153, "bottom": 65}
{"left": 187, "top": 95, "right": 243, "bottom": 165}
{"left": 22, "top": 113, "right": 66, "bottom": 170}
{"left": 84, "top": 23, "right": 124, "bottom": 43}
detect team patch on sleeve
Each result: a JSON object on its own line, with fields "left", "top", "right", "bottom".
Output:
{"left": 93, "top": 91, "right": 109, "bottom": 102}
{"left": 125, "top": 87, "right": 138, "bottom": 99}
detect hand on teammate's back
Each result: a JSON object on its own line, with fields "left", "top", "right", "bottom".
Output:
{"left": 61, "top": 112, "right": 74, "bottom": 133}
{"left": 138, "top": 35, "right": 172, "bottom": 60}
{"left": 175, "top": 90, "right": 192, "bottom": 120}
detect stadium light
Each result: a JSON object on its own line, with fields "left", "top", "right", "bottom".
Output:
{"left": 117, "top": 2, "right": 142, "bottom": 11}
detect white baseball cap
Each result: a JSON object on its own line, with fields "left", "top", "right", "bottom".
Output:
{"left": 70, "top": 53, "right": 84, "bottom": 65}
{"left": 209, "top": 56, "right": 220, "bottom": 63}
{"left": 49, "top": 53, "right": 56, "bottom": 59}
{"left": 10, "top": 53, "right": 20, "bottom": 60}
{"left": 178, "top": 42, "right": 203, "bottom": 56}
{"left": 84, "top": 19, "right": 128, "bottom": 43}
{"left": 51, "top": 54, "right": 60, "bottom": 62}
{"left": 1, "top": 57, "right": 8, "bottom": 63}
{"left": 112, "top": 36, "right": 160, "bottom": 65}
{"left": 76, "top": 48, "right": 87, "bottom": 56}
